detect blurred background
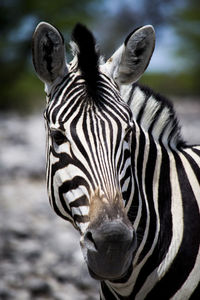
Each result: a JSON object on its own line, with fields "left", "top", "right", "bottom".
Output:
{"left": 0, "top": 0, "right": 199, "bottom": 299}
{"left": 0, "top": 0, "right": 200, "bottom": 111}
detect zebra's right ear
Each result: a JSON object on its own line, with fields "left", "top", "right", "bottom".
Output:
{"left": 103, "top": 25, "right": 155, "bottom": 85}
{"left": 32, "top": 22, "right": 68, "bottom": 87}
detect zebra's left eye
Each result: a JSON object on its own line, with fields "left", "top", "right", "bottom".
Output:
{"left": 50, "top": 130, "right": 66, "bottom": 146}
{"left": 124, "top": 126, "right": 133, "bottom": 142}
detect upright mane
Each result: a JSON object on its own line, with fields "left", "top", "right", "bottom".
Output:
{"left": 72, "top": 23, "right": 100, "bottom": 99}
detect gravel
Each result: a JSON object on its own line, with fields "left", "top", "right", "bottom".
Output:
{"left": 0, "top": 179, "right": 99, "bottom": 300}
{"left": 0, "top": 99, "right": 199, "bottom": 299}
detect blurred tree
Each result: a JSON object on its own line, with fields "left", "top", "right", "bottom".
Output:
{"left": 97, "top": 0, "right": 199, "bottom": 96}
{"left": 1, "top": 0, "right": 199, "bottom": 112}
{"left": 174, "top": 0, "right": 200, "bottom": 94}
{"left": 95, "top": 0, "right": 175, "bottom": 57}
{"left": 0, "top": 0, "right": 102, "bottom": 111}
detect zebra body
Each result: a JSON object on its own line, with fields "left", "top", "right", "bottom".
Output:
{"left": 32, "top": 22, "right": 200, "bottom": 299}
{"left": 105, "top": 83, "right": 200, "bottom": 299}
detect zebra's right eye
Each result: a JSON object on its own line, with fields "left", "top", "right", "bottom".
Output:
{"left": 50, "top": 130, "right": 66, "bottom": 146}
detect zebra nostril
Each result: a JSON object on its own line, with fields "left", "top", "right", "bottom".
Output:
{"left": 84, "top": 231, "right": 98, "bottom": 252}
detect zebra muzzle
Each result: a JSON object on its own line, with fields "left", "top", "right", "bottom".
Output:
{"left": 81, "top": 219, "right": 137, "bottom": 280}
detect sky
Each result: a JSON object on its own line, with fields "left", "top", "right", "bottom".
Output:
{"left": 11, "top": 0, "right": 186, "bottom": 74}
{"left": 148, "top": 26, "right": 184, "bottom": 73}
{"left": 95, "top": 0, "right": 185, "bottom": 73}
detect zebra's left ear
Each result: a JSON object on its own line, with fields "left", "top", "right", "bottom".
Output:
{"left": 32, "top": 22, "right": 68, "bottom": 89}
{"left": 104, "top": 25, "right": 155, "bottom": 85}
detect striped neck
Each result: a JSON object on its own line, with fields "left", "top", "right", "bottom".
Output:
{"left": 120, "top": 84, "right": 184, "bottom": 149}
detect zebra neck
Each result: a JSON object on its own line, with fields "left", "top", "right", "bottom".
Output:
{"left": 121, "top": 84, "right": 184, "bottom": 149}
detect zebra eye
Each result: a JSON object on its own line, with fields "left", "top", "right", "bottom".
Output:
{"left": 51, "top": 130, "right": 66, "bottom": 146}
{"left": 124, "top": 126, "right": 133, "bottom": 142}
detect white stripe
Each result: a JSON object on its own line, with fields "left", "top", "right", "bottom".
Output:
{"left": 64, "top": 185, "right": 90, "bottom": 205}
{"left": 77, "top": 222, "right": 89, "bottom": 233}
{"left": 133, "top": 130, "right": 150, "bottom": 264}
{"left": 151, "top": 106, "right": 170, "bottom": 141}
{"left": 133, "top": 123, "right": 142, "bottom": 230}
{"left": 108, "top": 134, "right": 161, "bottom": 297}
{"left": 181, "top": 148, "right": 200, "bottom": 210}
{"left": 157, "top": 152, "right": 184, "bottom": 277}
{"left": 129, "top": 87, "right": 146, "bottom": 120}
{"left": 72, "top": 206, "right": 89, "bottom": 216}
{"left": 135, "top": 144, "right": 162, "bottom": 299}
{"left": 140, "top": 96, "right": 161, "bottom": 131}
{"left": 121, "top": 177, "right": 130, "bottom": 193}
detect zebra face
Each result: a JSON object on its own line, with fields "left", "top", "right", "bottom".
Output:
{"left": 32, "top": 22, "right": 155, "bottom": 280}
{"left": 44, "top": 70, "right": 134, "bottom": 232}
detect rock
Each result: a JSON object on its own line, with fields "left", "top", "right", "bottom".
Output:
{"left": 26, "top": 277, "right": 52, "bottom": 297}
{"left": 0, "top": 113, "right": 45, "bottom": 179}
{"left": 8, "top": 222, "right": 30, "bottom": 239}
{"left": 0, "top": 287, "right": 15, "bottom": 300}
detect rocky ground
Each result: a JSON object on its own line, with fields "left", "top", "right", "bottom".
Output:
{"left": 0, "top": 113, "right": 98, "bottom": 300}
{"left": 0, "top": 99, "right": 199, "bottom": 300}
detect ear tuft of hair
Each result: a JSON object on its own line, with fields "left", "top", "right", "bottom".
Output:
{"left": 72, "top": 23, "right": 100, "bottom": 98}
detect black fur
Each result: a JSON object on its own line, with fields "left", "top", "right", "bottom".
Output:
{"left": 72, "top": 23, "right": 100, "bottom": 99}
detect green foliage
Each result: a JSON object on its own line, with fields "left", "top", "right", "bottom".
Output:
{"left": 1, "top": 0, "right": 199, "bottom": 112}
{"left": 0, "top": 0, "right": 101, "bottom": 112}
{"left": 173, "top": 0, "right": 200, "bottom": 78}
{"left": 140, "top": 72, "right": 200, "bottom": 97}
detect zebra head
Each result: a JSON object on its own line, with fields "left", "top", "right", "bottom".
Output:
{"left": 32, "top": 22, "right": 155, "bottom": 281}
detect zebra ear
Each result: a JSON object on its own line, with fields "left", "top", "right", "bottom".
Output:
{"left": 104, "top": 25, "right": 155, "bottom": 85}
{"left": 32, "top": 22, "right": 67, "bottom": 86}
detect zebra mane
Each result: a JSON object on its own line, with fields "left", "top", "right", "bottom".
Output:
{"left": 127, "top": 84, "right": 185, "bottom": 148}
{"left": 71, "top": 23, "right": 100, "bottom": 98}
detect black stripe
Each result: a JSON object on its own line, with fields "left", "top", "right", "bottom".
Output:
{"left": 127, "top": 83, "right": 137, "bottom": 106}
{"left": 180, "top": 148, "right": 200, "bottom": 184}
{"left": 130, "top": 140, "right": 172, "bottom": 298}
{"left": 69, "top": 101, "right": 98, "bottom": 188}
{"left": 156, "top": 146, "right": 172, "bottom": 259}
{"left": 49, "top": 165, "right": 73, "bottom": 223}
{"left": 135, "top": 127, "right": 147, "bottom": 250}
{"left": 128, "top": 126, "right": 140, "bottom": 223}
{"left": 50, "top": 73, "right": 71, "bottom": 99}
{"left": 123, "top": 177, "right": 133, "bottom": 207}
{"left": 136, "top": 95, "right": 148, "bottom": 124}
{"left": 100, "top": 282, "right": 118, "bottom": 300}
{"left": 148, "top": 104, "right": 163, "bottom": 134}
{"left": 50, "top": 149, "right": 94, "bottom": 189}
{"left": 192, "top": 147, "right": 200, "bottom": 156}
{"left": 146, "top": 151, "right": 199, "bottom": 299}
{"left": 69, "top": 195, "right": 89, "bottom": 208}
{"left": 82, "top": 106, "right": 101, "bottom": 187}
{"left": 59, "top": 176, "right": 89, "bottom": 195}
{"left": 93, "top": 108, "right": 111, "bottom": 191}
{"left": 73, "top": 214, "right": 89, "bottom": 223}
{"left": 97, "top": 87, "right": 129, "bottom": 122}
{"left": 58, "top": 177, "right": 90, "bottom": 219}
{"left": 138, "top": 136, "right": 158, "bottom": 262}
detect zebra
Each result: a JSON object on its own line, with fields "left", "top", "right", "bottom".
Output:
{"left": 32, "top": 22, "right": 200, "bottom": 299}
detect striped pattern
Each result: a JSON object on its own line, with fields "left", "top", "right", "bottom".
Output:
{"left": 100, "top": 84, "right": 200, "bottom": 299}
{"left": 33, "top": 21, "right": 199, "bottom": 299}
{"left": 45, "top": 71, "right": 134, "bottom": 233}
{"left": 45, "top": 68, "right": 200, "bottom": 298}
